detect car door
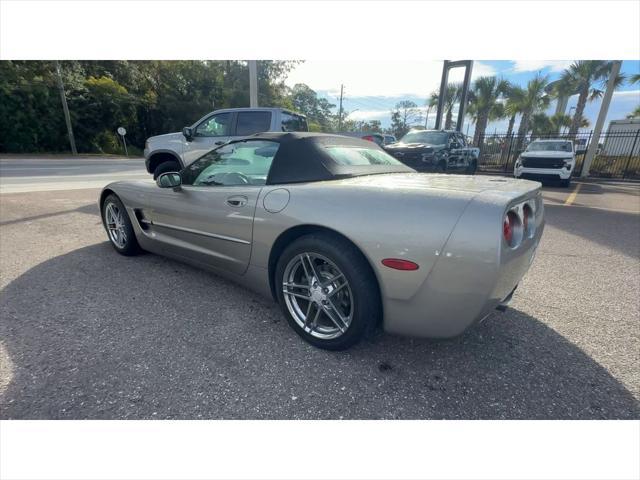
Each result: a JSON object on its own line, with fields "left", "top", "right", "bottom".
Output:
{"left": 143, "top": 139, "right": 280, "bottom": 275}
{"left": 182, "top": 111, "right": 234, "bottom": 166}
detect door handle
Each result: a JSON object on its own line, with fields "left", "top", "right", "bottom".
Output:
{"left": 215, "top": 140, "right": 225, "bottom": 145}
{"left": 226, "top": 195, "right": 248, "bottom": 207}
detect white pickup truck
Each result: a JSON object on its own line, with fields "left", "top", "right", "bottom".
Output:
{"left": 514, "top": 139, "right": 575, "bottom": 187}
{"left": 144, "top": 107, "right": 308, "bottom": 178}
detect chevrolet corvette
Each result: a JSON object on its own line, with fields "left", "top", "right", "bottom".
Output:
{"left": 100, "top": 132, "right": 544, "bottom": 350}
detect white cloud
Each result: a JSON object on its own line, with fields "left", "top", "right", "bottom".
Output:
{"left": 613, "top": 89, "right": 640, "bottom": 98}
{"left": 511, "top": 60, "right": 574, "bottom": 73}
{"left": 285, "top": 61, "right": 497, "bottom": 98}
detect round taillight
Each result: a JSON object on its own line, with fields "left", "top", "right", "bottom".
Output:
{"left": 503, "top": 216, "right": 513, "bottom": 244}
{"left": 503, "top": 210, "right": 522, "bottom": 248}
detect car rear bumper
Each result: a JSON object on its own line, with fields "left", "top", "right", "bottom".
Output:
{"left": 382, "top": 190, "right": 544, "bottom": 338}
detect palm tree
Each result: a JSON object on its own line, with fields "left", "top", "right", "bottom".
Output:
{"left": 503, "top": 84, "right": 525, "bottom": 139}
{"left": 530, "top": 113, "right": 574, "bottom": 138}
{"left": 627, "top": 106, "right": 640, "bottom": 119}
{"left": 560, "top": 61, "right": 625, "bottom": 137}
{"left": 514, "top": 74, "right": 550, "bottom": 153}
{"left": 429, "top": 83, "right": 462, "bottom": 129}
{"left": 467, "top": 76, "right": 508, "bottom": 147}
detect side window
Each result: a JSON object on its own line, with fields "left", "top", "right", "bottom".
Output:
{"left": 195, "top": 113, "right": 232, "bottom": 137}
{"left": 181, "top": 140, "right": 280, "bottom": 187}
{"left": 281, "top": 112, "right": 309, "bottom": 132}
{"left": 236, "top": 111, "right": 272, "bottom": 136}
{"left": 456, "top": 134, "right": 466, "bottom": 147}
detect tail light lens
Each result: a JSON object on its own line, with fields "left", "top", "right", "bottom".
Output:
{"left": 522, "top": 203, "right": 534, "bottom": 238}
{"left": 362, "top": 135, "right": 374, "bottom": 142}
{"left": 503, "top": 210, "right": 521, "bottom": 248}
{"left": 503, "top": 215, "right": 513, "bottom": 244}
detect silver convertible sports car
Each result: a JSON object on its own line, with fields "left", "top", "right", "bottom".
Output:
{"left": 100, "top": 132, "right": 544, "bottom": 350}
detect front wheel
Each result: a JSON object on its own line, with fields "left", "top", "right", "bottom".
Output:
{"left": 101, "top": 194, "right": 141, "bottom": 256}
{"left": 275, "top": 233, "right": 381, "bottom": 350}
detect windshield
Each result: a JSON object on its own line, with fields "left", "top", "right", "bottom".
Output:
{"left": 526, "top": 141, "right": 573, "bottom": 152}
{"left": 325, "top": 146, "right": 404, "bottom": 166}
{"left": 400, "top": 131, "right": 448, "bottom": 145}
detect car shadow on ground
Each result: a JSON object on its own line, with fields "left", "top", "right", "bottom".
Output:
{"left": 1, "top": 243, "right": 638, "bottom": 420}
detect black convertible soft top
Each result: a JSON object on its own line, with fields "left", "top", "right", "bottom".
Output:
{"left": 226, "top": 132, "right": 414, "bottom": 185}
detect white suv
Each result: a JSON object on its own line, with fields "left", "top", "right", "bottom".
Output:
{"left": 144, "top": 107, "right": 308, "bottom": 178}
{"left": 514, "top": 139, "right": 575, "bottom": 187}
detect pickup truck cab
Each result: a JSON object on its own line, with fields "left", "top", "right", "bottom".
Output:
{"left": 144, "top": 107, "right": 308, "bottom": 178}
{"left": 383, "top": 129, "right": 479, "bottom": 174}
{"left": 514, "top": 139, "right": 575, "bottom": 187}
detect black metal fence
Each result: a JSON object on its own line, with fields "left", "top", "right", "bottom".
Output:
{"left": 475, "top": 130, "right": 640, "bottom": 180}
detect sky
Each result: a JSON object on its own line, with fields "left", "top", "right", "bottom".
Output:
{"left": 284, "top": 60, "right": 640, "bottom": 135}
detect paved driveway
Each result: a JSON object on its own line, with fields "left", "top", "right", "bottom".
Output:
{"left": 1, "top": 157, "right": 638, "bottom": 419}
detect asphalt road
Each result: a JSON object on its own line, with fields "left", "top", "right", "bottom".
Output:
{"left": 1, "top": 157, "right": 639, "bottom": 419}
{"left": 0, "top": 155, "right": 148, "bottom": 193}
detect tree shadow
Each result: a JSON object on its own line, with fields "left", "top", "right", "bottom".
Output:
{"left": 0, "top": 203, "right": 98, "bottom": 227}
{"left": 1, "top": 244, "right": 638, "bottom": 419}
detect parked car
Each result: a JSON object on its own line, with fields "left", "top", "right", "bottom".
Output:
{"left": 144, "top": 107, "right": 308, "bottom": 179}
{"left": 514, "top": 139, "right": 575, "bottom": 187}
{"left": 384, "top": 129, "right": 480, "bottom": 174}
{"left": 383, "top": 134, "right": 397, "bottom": 145}
{"left": 100, "top": 132, "right": 544, "bottom": 350}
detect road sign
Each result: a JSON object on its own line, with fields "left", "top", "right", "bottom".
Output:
{"left": 117, "top": 127, "right": 127, "bottom": 136}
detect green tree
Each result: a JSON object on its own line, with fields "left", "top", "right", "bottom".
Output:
{"left": 560, "top": 61, "right": 625, "bottom": 136}
{"left": 514, "top": 74, "right": 550, "bottom": 152}
{"left": 467, "top": 76, "right": 508, "bottom": 147}
{"left": 290, "top": 83, "right": 335, "bottom": 131}
{"left": 389, "top": 101, "right": 422, "bottom": 138}
{"left": 429, "top": 83, "right": 462, "bottom": 129}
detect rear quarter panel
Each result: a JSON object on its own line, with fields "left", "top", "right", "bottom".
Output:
{"left": 250, "top": 179, "right": 478, "bottom": 302}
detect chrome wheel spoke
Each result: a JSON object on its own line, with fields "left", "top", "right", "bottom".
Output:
{"left": 303, "top": 253, "right": 322, "bottom": 284}
{"left": 283, "top": 289, "right": 311, "bottom": 301}
{"left": 322, "top": 299, "right": 348, "bottom": 333}
{"left": 284, "top": 282, "right": 310, "bottom": 291}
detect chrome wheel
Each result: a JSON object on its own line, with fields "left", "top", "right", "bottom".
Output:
{"left": 104, "top": 202, "right": 127, "bottom": 249}
{"left": 282, "top": 252, "right": 353, "bottom": 340}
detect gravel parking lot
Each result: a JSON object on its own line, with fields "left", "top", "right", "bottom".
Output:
{"left": 1, "top": 157, "right": 639, "bottom": 419}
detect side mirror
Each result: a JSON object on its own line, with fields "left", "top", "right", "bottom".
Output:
{"left": 156, "top": 172, "right": 182, "bottom": 190}
{"left": 182, "top": 127, "right": 194, "bottom": 141}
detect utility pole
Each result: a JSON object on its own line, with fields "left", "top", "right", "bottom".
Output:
{"left": 337, "top": 84, "right": 344, "bottom": 131}
{"left": 54, "top": 60, "right": 77, "bottom": 155}
{"left": 248, "top": 60, "right": 258, "bottom": 107}
{"left": 581, "top": 60, "right": 622, "bottom": 178}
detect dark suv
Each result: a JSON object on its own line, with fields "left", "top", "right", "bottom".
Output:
{"left": 383, "top": 129, "right": 480, "bottom": 174}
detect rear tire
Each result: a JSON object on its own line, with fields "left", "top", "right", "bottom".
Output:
{"left": 153, "top": 160, "right": 180, "bottom": 180}
{"left": 101, "top": 194, "right": 141, "bottom": 256}
{"left": 275, "top": 233, "right": 381, "bottom": 350}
